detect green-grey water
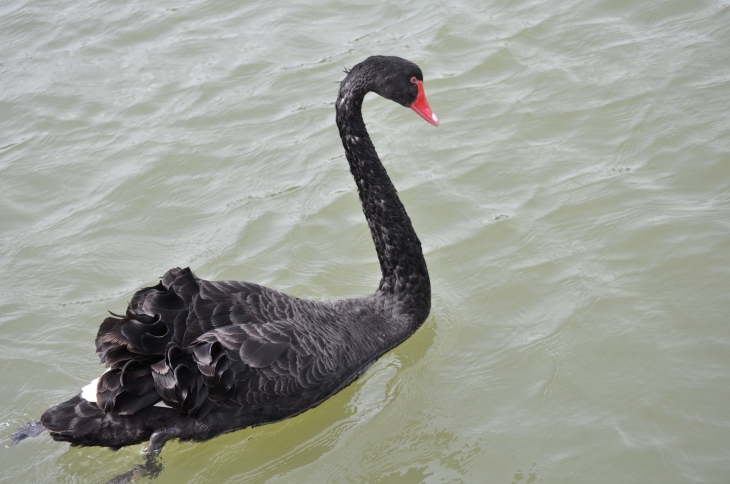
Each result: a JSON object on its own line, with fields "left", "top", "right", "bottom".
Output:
{"left": 2, "top": 0, "right": 729, "bottom": 482}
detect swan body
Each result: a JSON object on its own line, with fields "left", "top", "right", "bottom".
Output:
{"left": 33, "top": 56, "right": 438, "bottom": 453}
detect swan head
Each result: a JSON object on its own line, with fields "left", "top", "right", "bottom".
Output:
{"left": 350, "top": 56, "right": 439, "bottom": 127}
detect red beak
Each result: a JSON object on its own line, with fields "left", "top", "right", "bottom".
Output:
{"left": 410, "top": 80, "right": 439, "bottom": 127}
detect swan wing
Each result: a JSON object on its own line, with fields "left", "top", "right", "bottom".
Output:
{"left": 93, "top": 267, "right": 335, "bottom": 418}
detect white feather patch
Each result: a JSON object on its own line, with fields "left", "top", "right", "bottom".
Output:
{"left": 80, "top": 369, "right": 111, "bottom": 403}
{"left": 80, "top": 377, "right": 100, "bottom": 403}
{"left": 80, "top": 369, "right": 171, "bottom": 408}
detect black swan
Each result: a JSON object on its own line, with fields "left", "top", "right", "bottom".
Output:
{"left": 11, "top": 56, "right": 438, "bottom": 462}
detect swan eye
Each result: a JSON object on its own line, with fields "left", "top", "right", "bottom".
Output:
{"left": 410, "top": 76, "right": 417, "bottom": 84}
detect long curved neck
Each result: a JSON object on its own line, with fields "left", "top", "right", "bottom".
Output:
{"left": 335, "top": 70, "right": 430, "bottom": 322}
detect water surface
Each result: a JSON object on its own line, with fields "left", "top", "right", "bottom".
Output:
{"left": 2, "top": 0, "right": 730, "bottom": 482}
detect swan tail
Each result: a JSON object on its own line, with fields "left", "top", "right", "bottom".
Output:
{"left": 40, "top": 394, "right": 179, "bottom": 448}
